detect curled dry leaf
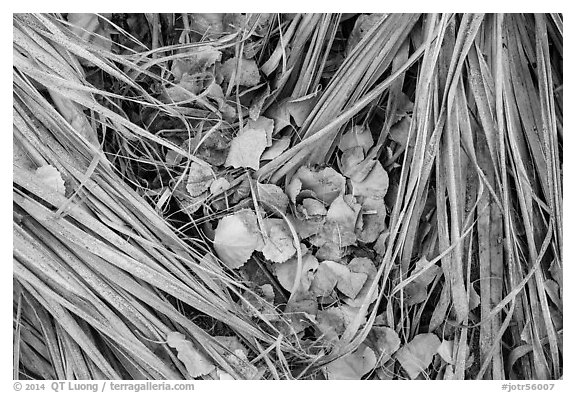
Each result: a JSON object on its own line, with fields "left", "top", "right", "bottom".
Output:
{"left": 36, "top": 165, "right": 66, "bottom": 195}
{"left": 171, "top": 45, "right": 221, "bottom": 81}
{"left": 325, "top": 343, "right": 377, "bottom": 380}
{"left": 261, "top": 218, "right": 297, "bottom": 263}
{"left": 290, "top": 166, "right": 345, "bottom": 205}
{"left": 339, "top": 125, "right": 374, "bottom": 153}
{"left": 166, "top": 331, "right": 215, "bottom": 378}
{"left": 395, "top": 333, "right": 441, "bottom": 379}
{"left": 186, "top": 161, "right": 213, "bottom": 197}
{"left": 213, "top": 209, "right": 264, "bottom": 269}
{"left": 274, "top": 251, "right": 318, "bottom": 292}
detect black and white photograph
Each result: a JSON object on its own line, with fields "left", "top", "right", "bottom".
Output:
{"left": 11, "top": 10, "right": 564, "bottom": 385}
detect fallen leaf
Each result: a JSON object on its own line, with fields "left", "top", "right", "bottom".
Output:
{"left": 356, "top": 197, "right": 387, "bottom": 243}
{"left": 395, "top": 333, "right": 441, "bottom": 379}
{"left": 339, "top": 146, "right": 365, "bottom": 178}
{"left": 225, "top": 127, "right": 267, "bottom": 170}
{"left": 299, "top": 198, "right": 328, "bottom": 218}
{"left": 186, "top": 161, "right": 213, "bottom": 197}
{"left": 437, "top": 340, "right": 454, "bottom": 365}
{"left": 67, "top": 13, "right": 112, "bottom": 53}
{"left": 210, "top": 177, "right": 231, "bottom": 195}
{"left": 346, "top": 14, "right": 388, "bottom": 55}
{"left": 325, "top": 343, "right": 377, "bottom": 380}
{"left": 310, "top": 261, "right": 339, "bottom": 297}
{"left": 311, "top": 260, "right": 367, "bottom": 299}
{"left": 286, "top": 94, "right": 318, "bottom": 127}
{"left": 291, "top": 166, "right": 345, "bottom": 205}
{"left": 171, "top": 45, "right": 222, "bottom": 81}
{"left": 283, "top": 295, "right": 318, "bottom": 334}
{"left": 339, "top": 125, "right": 374, "bottom": 153}
{"left": 257, "top": 182, "right": 289, "bottom": 214}
{"left": 286, "top": 177, "right": 302, "bottom": 204}
{"left": 219, "top": 56, "right": 261, "bottom": 88}
{"left": 350, "top": 161, "right": 389, "bottom": 199}
{"left": 261, "top": 218, "right": 297, "bottom": 263}
{"left": 167, "top": 331, "right": 215, "bottom": 378}
{"left": 345, "top": 257, "right": 378, "bottom": 307}
{"left": 316, "top": 307, "right": 347, "bottom": 341}
{"left": 247, "top": 116, "right": 274, "bottom": 147}
{"left": 389, "top": 115, "right": 415, "bottom": 148}
{"left": 367, "top": 326, "right": 401, "bottom": 364}
{"left": 274, "top": 252, "right": 318, "bottom": 292}
{"left": 203, "top": 82, "right": 236, "bottom": 120}
{"left": 261, "top": 136, "right": 291, "bottom": 161}
{"left": 36, "top": 165, "right": 66, "bottom": 195}
{"left": 318, "top": 195, "right": 361, "bottom": 247}
{"left": 213, "top": 210, "right": 264, "bottom": 269}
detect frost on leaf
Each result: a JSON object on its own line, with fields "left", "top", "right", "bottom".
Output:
{"left": 339, "top": 146, "right": 365, "bottom": 178}
{"left": 345, "top": 257, "right": 378, "bottom": 307}
{"left": 346, "top": 14, "right": 388, "bottom": 55}
{"left": 171, "top": 45, "right": 221, "bottom": 82}
{"left": 274, "top": 251, "right": 318, "bottom": 292}
{"left": 257, "top": 182, "right": 289, "bottom": 214}
{"left": 437, "top": 340, "right": 454, "bottom": 365}
{"left": 36, "top": 165, "right": 66, "bottom": 195}
{"left": 298, "top": 198, "right": 327, "bottom": 219}
{"left": 325, "top": 343, "right": 377, "bottom": 380}
{"left": 225, "top": 127, "right": 267, "bottom": 170}
{"left": 291, "top": 166, "right": 345, "bottom": 205}
{"left": 350, "top": 161, "right": 389, "bottom": 199}
{"left": 261, "top": 219, "right": 296, "bottom": 263}
{"left": 366, "top": 326, "right": 400, "bottom": 364}
{"left": 219, "top": 56, "right": 261, "bottom": 88}
{"left": 339, "top": 125, "right": 374, "bottom": 153}
{"left": 356, "top": 197, "right": 387, "bottom": 244}
{"left": 311, "top": 260, "right": 366, "bottom": 299}
{"left": 213, "top": 210, "right": 264, "bottom": 269}
{"left": 186, "top": 161, "right": 213, "bottom": 197}
{"left": 317, "top": 195, "right": 361, "bottom": 248}
{"left": 395, "top": 333, "right": 441, "bottom": 379}
{"left": 261, "top": 136, "right": 291, "bottom": 161}
{"left": 166, "top": 331, "right": 215, "bottom": 378}
{"left": 210, "top": 177, "right": 230, "bottom": 195}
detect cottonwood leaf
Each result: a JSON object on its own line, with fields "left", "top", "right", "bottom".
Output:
{"left": 210, "top": 177, "right": 230, "bottom": 195}
{"left": 291, "top": 166, "right": 345, "bottom": 205}
{"left": 36, "top": 165, "right": 66, "bottom": 195}
{"left": 339, "top": 125, "right": 374, "bottom": 153}
{"left": 346, "top": 14, "right": 387, "bottom": 55}
{"left": 351, "top": 161, "right": 389, "bottom": 199}
{"left": 316, "top": 307, "right": 347, "bottom": 341}
{"left": 214, "top": 210, "right": 264, "bottom": 269}
{"left": 318, "top": 195, "right": 361, "bottom": 247}
{"left": 345, "top": 257, "right": 378, "bottom": 307}
{"left": 310, "top": 261, "right": 339, "bottom": 297}
{"left": 323, "top": 260, "right": 367, "bottom": 299}
{"left": 389, "top": 115, "right": 415, "bottom": 148}
{"left": 299, "top": 198, "right": 327, "bottom": 219}
{"left": 437, "top": 340, "right": 454, "bottom": 365}
{"left": 257, "top": 183, "right": 289, "bottom": 214}
{"left": 171, "top": 46, "right": 221, "bottom": 81}
{"left": 204, "top": 82, "right": 236, "bottom": 120}
{"left": 325, "top": 343, "right": 377, "bottom": 380}
{"left": 186, "top": 162, "right": 213, "bottom": 197}
{"left": 286, "top": 94, "right": 317, "bottom": 127}
{"left": 225, "top": 128, "right": 267, "bottom": 170}
{"left": 220, "top": 56, "right": 261, "bottom": 87}
{"left": 339, "top": 146, "right": 365, "bottom": 178}
{"left": 166, "top": 331, "right": 215, "bottom": 378}
{"left": 246, "top": 116, "right": 274, "bottom": 147}
{"left": 261, "top": 136, "right": 291, "bottom": 160}
{"left": 367, "top": 326, "right": 401, "bottom": 364}
{"left": 275, "top": 252, "right": 318, "bottom": 292}
{"left": 396, "top": 333, "right": 441, "bottom": 379}
{"left": 356, "top": 197, "right": 387, "bottom": 243}
{"left": 261, "top": 219, "right": 296, "bottom": 263}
